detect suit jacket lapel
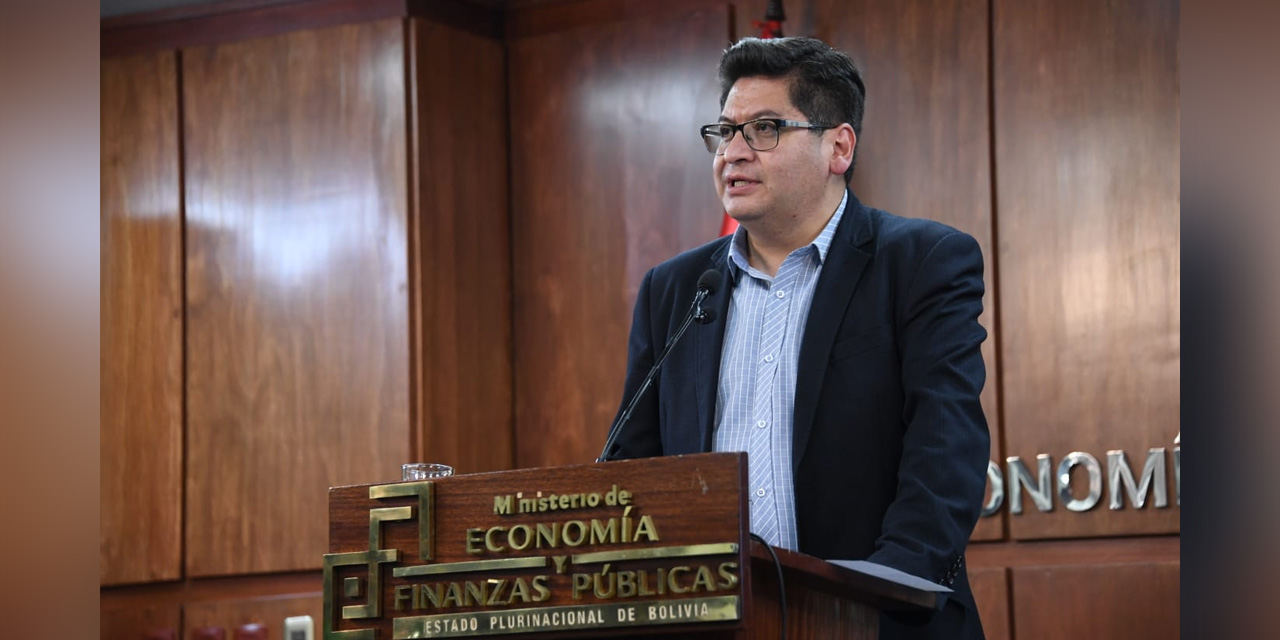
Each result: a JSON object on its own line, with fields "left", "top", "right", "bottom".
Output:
{"left": 793, "top": 191, "right": 875, "bottom": 471}
{"left": 695, "top": 244, "right": 734, "bottom": 452}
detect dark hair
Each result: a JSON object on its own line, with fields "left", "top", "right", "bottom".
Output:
{"left": 718, "top": 37, "right": 866, "bottom": 182}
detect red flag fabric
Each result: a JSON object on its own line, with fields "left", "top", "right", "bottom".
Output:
{"left": 719, "top": 213, "right": 739, "bottom": 237}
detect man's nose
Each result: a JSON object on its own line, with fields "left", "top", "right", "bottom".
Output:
{"left": 721, "top": 130, "right": 755, "bottom": 163}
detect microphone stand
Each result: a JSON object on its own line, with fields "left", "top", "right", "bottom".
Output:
{"left": 596, "top": 289, "right": 711, "bottom": 463}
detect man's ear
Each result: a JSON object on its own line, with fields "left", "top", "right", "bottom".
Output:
{"left": 829, "top": 124, "right": 856, "bottom": 177}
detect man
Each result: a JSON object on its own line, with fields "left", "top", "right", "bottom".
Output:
{"left": 607, "top": 37, "right": 989, "bottom": 640}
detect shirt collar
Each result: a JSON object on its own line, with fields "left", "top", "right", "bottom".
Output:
{"left": 726, "top": 190, "right": 849, "bottom": 280}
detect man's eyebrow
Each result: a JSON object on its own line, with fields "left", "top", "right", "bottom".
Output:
{"left": 718, "top": 110, "right": 783, "bottom": 123}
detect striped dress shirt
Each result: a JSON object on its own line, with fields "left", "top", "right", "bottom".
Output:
{"left": 713, "top": 192, "right": 848, "bottom": 551}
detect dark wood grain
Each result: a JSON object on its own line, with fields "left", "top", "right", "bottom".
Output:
{"left": 102, "top": 0, "right": 502, "bottom": 58}
{"left": 102, "top": 602, "right": 182, "bottom": 640}
{"left": 965, "top": 535, "right": 1179, "bottom": 569}
{"left": 968, "top": 536, "right": 1177, "bottom": 639}
{"left": 102, "top": 0, "right": 315, "bottom": 28}
{"left": 101, "top": 51, "right": 185, "bottom": 586}
{"left": 101, "top": 571, "right": 322, "bottom": 610}
{"left": 408, "top": 18, "right": 513, "bottom": 474}
{"left": 508, "top": 4, "right": 729, "bottom": 469}
{"left": 184, "top": 594, "right": 323, "bottom": 640}
{"left": 745, "top": 565, "right": 877, "bottom": 640}
{"left": 504, "top": 0, "right": 725, "bottom": 39}
{"left": 994, "top": 0, "right": 1180, "bottom": 539}
{"left": 968, "top": 567, "right": 1009, "bottom": 640}
{"left": 1011, "top": 562, "right": 1180, "bottom": 639}
{"left": 183, "top": 19, "right": 411, "bottom": 576}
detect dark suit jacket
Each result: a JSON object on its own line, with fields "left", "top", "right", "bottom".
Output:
{"left": 610, "top": 191, "right": 990, "bottom": 640}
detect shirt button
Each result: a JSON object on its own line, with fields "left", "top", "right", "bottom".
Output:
{"left": 776, "top": 290, "right": 786, "bottom": 298}
{"left": 756, "top": 420, "right": 767, "bottom": 429}
{"left": 756, "top": 488, "right": 767, "bottom": 497}
{"left": 764, "top": 354, "right": 774, "bottom": 363}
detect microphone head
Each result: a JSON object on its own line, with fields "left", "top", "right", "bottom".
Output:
{"left": 696, "top": 269, "right": 723, "bottom": 295}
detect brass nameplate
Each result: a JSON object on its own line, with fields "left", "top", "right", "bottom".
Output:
{"left": 391, "top": 595, "right": 740, "bottom": 638}
{"left": 325, "top": 453, "right": 750, "bottom": 639}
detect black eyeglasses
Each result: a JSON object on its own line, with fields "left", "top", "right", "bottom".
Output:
{"left": 699, "top": 118, "right": 833, "bottom": 155}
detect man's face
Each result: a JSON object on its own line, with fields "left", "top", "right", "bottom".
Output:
{"left": 714, "top": 76, "right": 834, "bottom": 225}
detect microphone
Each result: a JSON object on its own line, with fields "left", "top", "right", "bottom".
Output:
{"left": 598, "top": 269, "right": 723, "bottom": 463}
{"left": 693, "top": 269, "right": 721, "bottom": 324}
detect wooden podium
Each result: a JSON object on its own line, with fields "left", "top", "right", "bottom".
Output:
{"left": 325, "top": 452, "right": 939, "bottom": 639}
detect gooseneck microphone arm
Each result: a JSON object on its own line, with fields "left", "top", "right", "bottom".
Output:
{"left": 597, "top": 270, "right": 722, "bottom": 463}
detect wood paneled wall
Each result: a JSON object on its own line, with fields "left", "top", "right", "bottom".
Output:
{"left": 182, "top": 19, "right": 411, "bottom": 576}
{"left": 101, "top": 51, "right": 185, "bottom": 586}
{"left": 994, "top": 0, "right": 1180, "bottom": 539}
{"left": 968, "top": 567, "right": 1011, "bottom": 640}
{"left": 1011, "top": 562, "right": 1180, "bottom": 638}
{"left": 101, "top": 5, "right": 514, "bottom": 632}
{"left": 508, "top": 3, "right": 729, "bottom": 467}
{"left": 408, "top": 18, "right": 514, "bottom": 474}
